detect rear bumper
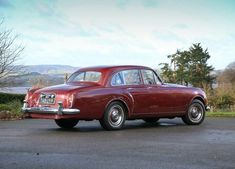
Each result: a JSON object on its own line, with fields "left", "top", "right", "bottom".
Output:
{"left": 22, "top": 101, "right": 80, "bottom": 115}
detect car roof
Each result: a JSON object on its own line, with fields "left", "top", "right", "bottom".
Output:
{"left": 77, "top": 65, "right": 151, "bottom": 72}
{"left": 73, "top": 65, "right": 155, "bottom": 86}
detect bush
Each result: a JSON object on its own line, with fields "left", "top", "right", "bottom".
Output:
{"left": 208, "top": 88, "right": 235, "bottom": 112}
{"left": 216, "top": 94, "right": 234, "bottom": 109}
{"left": 0, "top": 93, "right": 25, "bottom": 104}
{"left": 0, "top": 93, "right": 25, "bottom": 119}
{"left": 0, "top": 104, "right": 12, "bottom": 111}
{"left": 0, "top": 100, "right": 23, "bottom": 119}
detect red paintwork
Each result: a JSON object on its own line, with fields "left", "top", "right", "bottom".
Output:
{"left": 25, "top": 65, "right": 208, "bottom": 120}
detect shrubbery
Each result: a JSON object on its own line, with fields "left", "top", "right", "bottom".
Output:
{"left": 0, "top": 93, "right": 25, "bottom": 119}
{"left": 208, "top": 88, "right": 235, "bottom": 112}
{"left": 0, "top": 93, "right": 25, "bottom": 104}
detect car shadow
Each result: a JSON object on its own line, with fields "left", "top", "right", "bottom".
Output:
{"left": 123, "top": 120, "right": 186, "bottom": 130}
{"left": 47, "top": 119, "right": 187, "bottom": 133}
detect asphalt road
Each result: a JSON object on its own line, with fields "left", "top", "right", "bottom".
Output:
{"left": 0, "top": 118, "right": 235, "bottom": 169}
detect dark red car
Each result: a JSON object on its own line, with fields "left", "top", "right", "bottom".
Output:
{"left": 22, "top": 65, "right": 210, "bottom": 130}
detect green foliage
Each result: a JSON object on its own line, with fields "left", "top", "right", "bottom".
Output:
{"left": 208, "top": 88, "right": 235, "bottom": 112}
{"left": 0, "top": 93, "right": 25, "bottom": 119}
{"left": 159, "top": 43, "right": 215, "bottom": 88}
{"left": 0, "top": 104, "right": 12, "bottom": 111}
{"left": 0, "top": 100, "right": 22, "bottom": 112}
{"left": 7, "top": 100, "right": 23, "bottom": 115}
{"left": 0, "top": 100, "right": 23, "bottom": 119}
{"left": 216, "top": 95, "right": 234, "bottom": 109}
{"left": 206, "top": 112, "right": 235, "bottom": 117}
{"left": 0, "top": 92, "right": 25, "bottom": 104}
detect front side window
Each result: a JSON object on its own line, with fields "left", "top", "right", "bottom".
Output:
{"left": 68, "top": 71, "right": 101, "bottom": 82}
{"left": 111, "top": 69, "right": 141, "bottom": 86}
{"left": 142, "top": 69, "right": 161, "bottom": 85}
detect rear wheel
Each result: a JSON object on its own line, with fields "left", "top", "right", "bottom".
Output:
{"left": 182, "top": 100, "right": 205, "bottom": 125}
{"left": 99, "top": 101, "right": 126, "bottom": 130}
{"left": 143, "top": 118, "right": 159, "bottom": 123}
{"left": 55, "top": 119, "right": 79, "bottom": 129}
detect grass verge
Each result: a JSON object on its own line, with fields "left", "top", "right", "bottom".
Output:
{"left": 206, "top": 112, "right": 235, "bottom": 117}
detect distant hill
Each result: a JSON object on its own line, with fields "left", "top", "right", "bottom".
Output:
{"left": 227, "top": 61, "right": 235, "bottom": 69}
{"left": 23, "top": 65, "right": 79, "bottom": 74}
{"left": 1, "top": 65, "right": 80, "bottom": 87}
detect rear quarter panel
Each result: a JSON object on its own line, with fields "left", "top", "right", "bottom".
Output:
{"left": 73, "top": 87, "right": 133, "bottom": 120}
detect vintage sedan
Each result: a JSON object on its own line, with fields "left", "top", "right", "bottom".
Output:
{"left": 22, "top": 65, "right": 210, "bottom": 130}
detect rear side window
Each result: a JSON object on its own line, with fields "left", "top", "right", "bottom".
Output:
{"left": 68, "top": 71, "right": 101, "bottom": 82}
{"left": 111, "top": 69, "right": 141, "bottom": 86}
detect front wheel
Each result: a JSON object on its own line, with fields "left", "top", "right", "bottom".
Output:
{"left": 55, "top": 119, "right": 79, "bottom": 129}
{"left": 99, "top": 101, "right": 126, "bottom": 130}
{"left": 182, "top": 100, "right": 205, "bottom": 125}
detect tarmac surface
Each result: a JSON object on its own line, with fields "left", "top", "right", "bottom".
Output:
{"left": 0, "top": 118, "right": 235, "bottom": 169}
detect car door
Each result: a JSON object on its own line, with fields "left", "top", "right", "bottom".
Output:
{"left": 111, "top": 69, "right": 151, "bottom": 114}
{"left": 141, "top": 69, "right": 178, "bottom": 114}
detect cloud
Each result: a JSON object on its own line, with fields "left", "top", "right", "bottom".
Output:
{"left": 35, "top": 1, "right": 57, "bottom": 17}
{"left": 172, "top": 24, "right": 189, "bottom": 29}
{"left": 2, "top": 0, "right": 235, "bottom": 69}
{"left": 153, "top": 30, "right": 185, "bottom": 42}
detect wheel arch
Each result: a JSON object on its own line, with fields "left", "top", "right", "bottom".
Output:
{"left": 192, "top": 96, "right": 205, "bottom": 106}
{"left": 105, "top": 98, "right": 130, "bottom": 119}
{"left": 184, "top": 95, "right": 206, "bottom": 114}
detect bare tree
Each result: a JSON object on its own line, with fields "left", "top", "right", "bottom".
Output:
{"left": 0, "top": 20, "right": 24, "bottom": 80}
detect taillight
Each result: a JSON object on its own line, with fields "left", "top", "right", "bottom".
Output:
{"left": 25, "top": 92, "right": 33, "bottom": 102}
{"left": 67, "top": 94, "right": 75, "bottom": 108}
{"left": 25, "top": 93, "right": 29, "bottom": 101}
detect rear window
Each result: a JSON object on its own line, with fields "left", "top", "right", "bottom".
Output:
{"left": 68, "top": 71, "right": 101, "bottom": 82}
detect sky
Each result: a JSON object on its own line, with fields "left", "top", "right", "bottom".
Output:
{"left": 0, "top": 0, "right": 235, "bottom": 70}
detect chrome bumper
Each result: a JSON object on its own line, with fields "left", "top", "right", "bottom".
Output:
{"left": 205, "top": 105, "right": 210, "bottom": 111}
{"left": 22, "top": 102, "right": 80, "bottom": 115}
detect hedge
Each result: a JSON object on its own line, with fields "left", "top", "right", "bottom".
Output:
{"left": 0, "top": 93, "right": 26, "bottom": 104}
{"left": 0, "top": 104, "right": 12, "bottom": 111}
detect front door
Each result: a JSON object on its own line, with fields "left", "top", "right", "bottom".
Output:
{"left": 140, "top": 69, "right": 177, "bottom": 114}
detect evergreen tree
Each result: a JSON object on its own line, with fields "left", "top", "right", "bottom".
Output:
{"left": 159, "top": 43, "right": 214, "bottom": 88}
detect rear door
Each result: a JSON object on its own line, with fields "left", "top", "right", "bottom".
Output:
{"left": 111, "top": 69, "right": 151, "bottom": 114}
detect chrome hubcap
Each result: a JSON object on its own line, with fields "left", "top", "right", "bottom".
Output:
{"left": 108, "top": 105, "right": 124, "bottom": 127}
{"left": 189, "top": 104, "right": 203, "bottom": 122}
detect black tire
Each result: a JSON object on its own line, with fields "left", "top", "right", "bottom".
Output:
{"left": 55, "top": 119, "right": 79, "bottom": 129}
{"left": 143, "top": 118, "right": 159, "bottom": 123}
{"left": 182, "top": 100, "right": 205, "bottom": 125}
{"left": 99, "top": 101, "right": 126, "bottom": 130}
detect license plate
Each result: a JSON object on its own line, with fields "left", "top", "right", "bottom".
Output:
{"left": 39, "top": 93, "right": 55, "bottom": 104}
